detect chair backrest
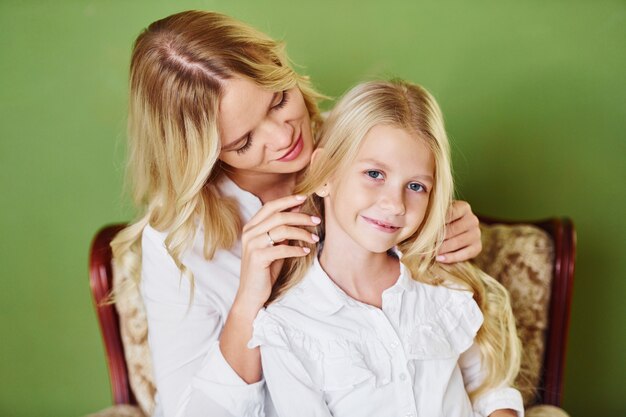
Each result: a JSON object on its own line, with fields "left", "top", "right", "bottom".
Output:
{"left": 88, "top": 217, "right": 575, "bottom": 409}
{"left": 474, "top": 217, "right": 575, "bottom": 407}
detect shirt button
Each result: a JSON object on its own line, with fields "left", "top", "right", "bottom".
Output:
{"left": 399, "top": 373, "right": 407, "bottom": 381}
{"left": 405, "top": 414, "right": 414, "bottom": 417}
{"left": 390, "top": 342, "right": 399, "bottom": 349}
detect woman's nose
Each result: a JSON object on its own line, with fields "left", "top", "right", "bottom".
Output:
{"left": 262, "top": 118, "right": 293, "bottom": 151}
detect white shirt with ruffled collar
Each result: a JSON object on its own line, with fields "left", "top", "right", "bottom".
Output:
{"left": 250, "top": 257, "right": 524, "bottom": 417}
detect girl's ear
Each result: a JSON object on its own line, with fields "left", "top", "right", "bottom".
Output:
{"left": 315, "top": 184, "right": 329, "bottom": 198}
{"left": 311, "top": 148, "right": 330, "bottom": 197}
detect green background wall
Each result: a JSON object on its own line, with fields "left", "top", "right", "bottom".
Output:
{"left": 1, "top": 1, "right": 624, "bottom": 416}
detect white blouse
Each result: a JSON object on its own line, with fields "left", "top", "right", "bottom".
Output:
{"left": 250, "top": 258, "right": 524, "bottom": 417}
{"left": 140, "top": 177, "right": 270, "bottom": 417}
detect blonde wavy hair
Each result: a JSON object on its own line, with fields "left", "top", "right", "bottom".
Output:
{"left": 112, "top": 10, "right": 323, "bottom": 300}
{"left": 269, "top": 80, "right": 521, "bottom": 399}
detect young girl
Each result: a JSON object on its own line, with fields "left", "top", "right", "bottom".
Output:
{"left": 250, "top": 80, "right": 523, "bottom": 417}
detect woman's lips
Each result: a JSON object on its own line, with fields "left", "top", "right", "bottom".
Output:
{"left": 277, "top": 134, "right": 303, "bottom": 162}
{"left": 361, "top": 216, "right": 400, "bottom": 233}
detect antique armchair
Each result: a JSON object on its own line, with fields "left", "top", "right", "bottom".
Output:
{"left": 86, "top": 217, "right": 575, "bottom": 417}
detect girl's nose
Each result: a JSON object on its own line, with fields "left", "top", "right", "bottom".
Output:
{"left": 379, "top": 188, "right": 406, "bottom": 215}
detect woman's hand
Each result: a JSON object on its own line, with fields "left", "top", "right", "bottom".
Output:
{"left": 221, "top": 195, "right": 320, "bottom": 384}
{"left": 437, "top": 200, "right": 482, "bottom": 264}
{"left": 234, "top": 194, "right": 320, "bottom": 314}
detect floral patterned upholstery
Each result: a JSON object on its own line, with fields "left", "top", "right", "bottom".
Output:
{"left": 89, "top": 222, "right": 569, "bottom": 417}
{"left": 474, "top": 223, "right": 554, "bottom": 406}
{"left": 113, "top": 280, "right": 155, "bottom": 416}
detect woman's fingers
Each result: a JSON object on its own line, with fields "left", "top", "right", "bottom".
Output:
{"left": 438, "top": 227, "right": 479, "bottom": 254}
{"left": 437, "top": 229, "right": 482, "bottom": 263}
{"left": 259, "top": 211, "right": 320, "bottom": 234}
{"left": 441, "top": 199, "right": 481, "bottom": 263}
{"left": 436, "top": 242, "right": 482, "bottom": 264}
{"left": 243, "top": 211, "right": 320, "bottom": 248}
{"left": 446, "top": 200, "right": 472, "bottom": 224}
{"left": 266, "top": 243, "right": 311, "bottom": 261}
{"left": 445, "top": 211, "right": 479, "bottom": 242}
{"left": 261, "top": 225, "right": 319, "bottom": 247}
{"left": 246, "top": 241, "right": 311, "bottom": 269}
{"left": 244, "top": 195, "right": 307, "bottom": 230}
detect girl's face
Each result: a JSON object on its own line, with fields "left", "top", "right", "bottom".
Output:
{"left": 218, "top": 77, "right": 313, "bottom": 179}
{"left": 322, "top": 124, "right": 435, "bottom": 255}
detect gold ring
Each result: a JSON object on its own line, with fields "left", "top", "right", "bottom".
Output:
{"left": 266, "top": 231, "right": 275, "bottom": 246}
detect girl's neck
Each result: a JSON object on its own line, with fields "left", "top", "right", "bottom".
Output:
{"left": 226, "top": 171, "right": 297, "bottom": 203}
{"left": 319, "top": 238, "right": 400, "bottom": 309}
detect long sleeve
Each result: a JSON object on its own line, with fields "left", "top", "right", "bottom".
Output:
{"left": 259, "top": 345, "right": 332, "bottom": 417}
{"left": 141, "top": 225, "right": 266, "bottom": 417}
{"left": 459, "top": 343, "right": 524, "bottom": 417}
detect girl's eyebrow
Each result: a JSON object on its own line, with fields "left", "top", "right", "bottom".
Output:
{"left": 221, "top": 91, "right": 281, "bottom": 151}
{"left": 358, "top": 158, "right": 434, "bottom": 182}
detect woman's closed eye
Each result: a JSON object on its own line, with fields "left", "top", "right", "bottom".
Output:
{"left": 236, "top": 133, "right": 253, "bottom": 154}
{"left": 235, "top": 90, "right": 289, "bottom": 155}
{"left": 273, "top": 90, "right": 289, "bottom": 110}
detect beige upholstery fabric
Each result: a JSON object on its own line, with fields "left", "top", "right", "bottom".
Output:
{"left": 110, "top": 222, "right": 560, "bottom": 415}
{"left": 114, "top": 280, "right": 156, "bottom": 415}
{"left": 474, "top": 224, "right": 554, "bottom": 406}
{"left": 526, "top": 405, "right": 571, "bottom": 417}
{"left": 86, "top": 404, "right": 146, "bottom": 417}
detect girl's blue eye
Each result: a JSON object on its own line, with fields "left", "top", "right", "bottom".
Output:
{"left": 408, "top": 182, "right": 425, "bottom": 192}
{"left": 366, "top": 170, "right": 383, "bottom": 180}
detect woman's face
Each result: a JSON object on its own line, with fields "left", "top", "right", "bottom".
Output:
{"left": 218, "top": 77, "right": 313, "bottom": 179}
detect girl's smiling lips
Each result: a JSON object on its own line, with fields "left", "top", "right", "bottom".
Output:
{"left": 277, "top": 133, "right": 303, "bottom": 162}
{"left": 361, "top": 215, "right": 401, "bottom": 233}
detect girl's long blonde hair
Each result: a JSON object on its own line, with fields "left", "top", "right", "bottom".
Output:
{"left": 112, "top": 10, "right": 323, "bottom": 300}
{"left": 270, "top": 80, "right": 521, "bottom": 399}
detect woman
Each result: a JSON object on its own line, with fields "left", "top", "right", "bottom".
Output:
{"left": 112, "top": 10, "right": 482, "bottom": 417}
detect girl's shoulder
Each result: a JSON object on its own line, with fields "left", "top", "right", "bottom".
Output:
{"left": 250, "top": 260, "right": 361, "bottom": 351}
{"left": 401, "top": 275, "right": 484, "bottom": 354}
{"left": 408, "top": 277, "right": 475, "bottom": 307}
{"left": 267, "top": 258, "right": 348, "bottom": 316}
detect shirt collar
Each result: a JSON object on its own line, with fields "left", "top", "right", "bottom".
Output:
{"left": 298, "top": 254, "right": 412, "bottom": 316}
{"left": 391, "top": 259, "right": 412, "bottom": 291}
{"left": 296, "top": 257, "right": 352, "bottom": 316}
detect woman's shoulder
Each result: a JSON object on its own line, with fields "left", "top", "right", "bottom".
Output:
{"left": 141, "top": 223, "right": 202, "bottom": 263}
{"left": 140, "top": 222, "right": 241, "bottom": 305}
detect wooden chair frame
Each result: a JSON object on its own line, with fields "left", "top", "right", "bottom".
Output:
{"left": 89, "top": 224, "right": 137, "bottom": 406}
{"left": 88, "top": 217, "right": 575, "bottom": 407}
